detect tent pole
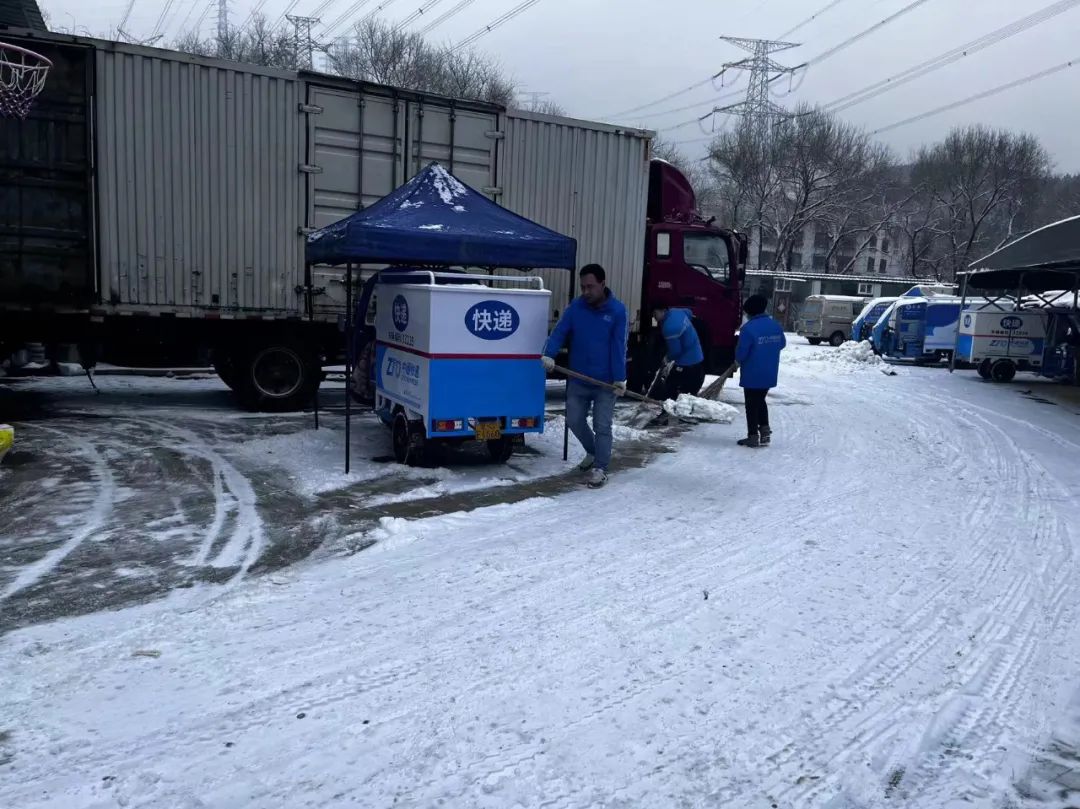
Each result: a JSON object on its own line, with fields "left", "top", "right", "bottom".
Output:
{"left": 345, "top": 263, "right": 353, "bottom": 475}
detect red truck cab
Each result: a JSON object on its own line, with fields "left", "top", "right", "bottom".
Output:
{"left": 634, "top": 159, "right": 747, "bottom": 385}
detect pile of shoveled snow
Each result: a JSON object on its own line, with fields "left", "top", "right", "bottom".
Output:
{"left": 662, "top": 394, "right": 738, "bottom": 422}
{"left": 791, "top": 340, "right": 886, "bottom": 372}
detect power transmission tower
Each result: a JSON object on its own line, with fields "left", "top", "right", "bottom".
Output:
{"left": 712, "top": 36, "right": 801, "bottom": 142}
{"left": 288, "top": 15, "right": 320, "bottom": 70}
{"left": 217, "top": 0, "right": 230, "bottom": 40}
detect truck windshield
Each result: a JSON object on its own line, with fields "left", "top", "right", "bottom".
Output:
{"left": 683, "top": 234, "right": 730, "bottom": 282}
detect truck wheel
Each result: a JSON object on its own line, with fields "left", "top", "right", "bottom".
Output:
{"left": 807, "top": 338, "right": 822, "bottom": 346}
{"left": 237, "top": 339, "right": 321, "bottom": 412}
{"left": 486, "top": 437, "right": 515, "bottom": 463}
{"left": 977, "top": 359, "right": 992, "bottom": 379}
{"left": 991, "top": 359, "right": 1017, "bottom": 383}
{"left": 829, "top": 332, "right": 846, "bottom": 347}
{"left": 392, "top": 411, "right": 425, "bottom": 465}
{"left": 212, "top": 352, "right": 240, "bottom": 391}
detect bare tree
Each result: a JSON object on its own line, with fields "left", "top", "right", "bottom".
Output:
{"left": 173, "top": 15, "right": 297, "bottom": 70}
{"left": 325, "top": 19, "right": 516, "bottom": 106}
{"left": 911, "top": 125, "right": 1050, "bottom": 279}
{"left": 707, "top": 105, "right": 895, "bottom": 274}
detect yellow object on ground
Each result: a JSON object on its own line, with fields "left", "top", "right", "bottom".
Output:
{"left": 0, "top": 424, "right": 13, "bottom": 465}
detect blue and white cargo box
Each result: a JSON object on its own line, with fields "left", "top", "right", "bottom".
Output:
{"left": 956, "top": 310, "right": 1048, "bottom": 367}
{"left": 374, "top": 272, "right": 552, "bottom": 440}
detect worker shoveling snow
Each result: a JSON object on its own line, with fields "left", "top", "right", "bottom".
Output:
{"left": 662, "top": 394, "right": 738, "bottom": 422}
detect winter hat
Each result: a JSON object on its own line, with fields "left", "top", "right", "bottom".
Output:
{"left": 742, "top": 295, "right": 768, "bottom": 316}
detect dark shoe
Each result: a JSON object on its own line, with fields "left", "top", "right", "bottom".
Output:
{"left": 759, "top": 427, "right": 772, "bottom": 446}
{"left": 737, "top": 434, "right": 761, "bottom": 448}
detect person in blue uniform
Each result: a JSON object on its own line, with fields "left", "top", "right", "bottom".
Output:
{"left": 735, "top": 295, "right": 786, "bottom": 448}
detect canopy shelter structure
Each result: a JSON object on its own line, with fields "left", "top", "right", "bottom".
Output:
{"left": 950, "top": 216, "right": 1080, "bottom": 373}
{"left": 303, "top": 162, "right": 578, "bottom": 472}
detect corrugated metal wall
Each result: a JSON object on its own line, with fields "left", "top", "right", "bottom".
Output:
{"left": 303, "top": 80, "right": 500, "bottom": 315}
{"left": 500, "top": 111, "right": 651, "bottom": 331}
{"left": 96, "top": 48, "right": 304, "bottom": 313}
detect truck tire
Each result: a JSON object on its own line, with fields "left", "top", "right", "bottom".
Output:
{"left": 236, "top": 338, "right": 321, "bottom": 412}
{"left": 486, "top": 436, "right": 515, "bottom": 463}
{"left": 212, "top": 352, "right": 240, "bottom": 391}
{"left": 977, "top": 359, "right": 993, "bottom": 379}
{"left": 807, "top": 338, "right": 822, "bottom": 346}
{"left": 990, "top": 359, "right": 1017, "bottom": 383}
{"left": 392, "top": 410, "right": 426, "bottom": 465}
{"left": 829, "top": 332, "right": 846, "bottom": 347}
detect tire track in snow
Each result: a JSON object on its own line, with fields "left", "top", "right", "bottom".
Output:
{"left": 734, "top": 388, "right": 1044, "bottom": 805}
{"left": 782, "top": 389, "right": 1074, "bottom": 806}
{"left": 0, "top": 426, "right": 113, "bottom": 602}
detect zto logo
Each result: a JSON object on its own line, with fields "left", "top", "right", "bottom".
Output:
{"left": 1000, "top": 315, "right": 1023, "bottom": 331}
{"left": 465, "top": 300, "right": 519, "bottom": 340}
{"left": 963, "top": 314, "right": 972, "bottom": 328}
{"left": 392, "top": 295, "right": 409, "bottom": 332}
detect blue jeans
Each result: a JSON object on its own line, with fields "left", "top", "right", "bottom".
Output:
{"left": 566, "top": 382, "right": 616, "bottom": 471}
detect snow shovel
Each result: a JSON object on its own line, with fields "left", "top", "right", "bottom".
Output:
{"left": 699, "top": 362, "right": 738, "bottom": 400}
{"left": 552, "top": 365, "right": 719, "bottom": 426}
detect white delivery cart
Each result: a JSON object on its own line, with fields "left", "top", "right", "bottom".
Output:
{"left": 373, "top": 271, "right": 552, "bottom": 464}
{"left": 956, "top": 309, "right": 1048, "bottom": 382}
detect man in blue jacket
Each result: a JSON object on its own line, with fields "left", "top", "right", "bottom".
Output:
{"left": 542, "top": 264, "right": 628, "bottom": 488}
{"left": 735, "top": 294, "right": 786, "bottom": 448}
{"left": 651, "top": 305, "right": 705, "bottom": 400}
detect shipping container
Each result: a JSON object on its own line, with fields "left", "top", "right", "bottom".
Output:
{"left": 0, "top": 35, "right": 93, "bottom": 308}
{"left": 94, "top": 44, "right": 304, "bottom": 314}
{"left": 499, "top": 110, "right": 650, "bottom": 332}
{"left": 301, "top": 76, "right": 502, "bottom": 316}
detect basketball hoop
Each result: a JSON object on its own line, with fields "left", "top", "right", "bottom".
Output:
{"left": 0, "top": 41, "right": 51, "bottom": 119}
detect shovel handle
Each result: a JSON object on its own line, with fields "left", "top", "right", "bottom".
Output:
{"left": 553, "top": 365, "right": 664, "bottom": 406}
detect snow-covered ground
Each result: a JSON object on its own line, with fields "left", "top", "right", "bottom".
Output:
{"left": 3, "top": 340, "right": 1080, "bottom": 807}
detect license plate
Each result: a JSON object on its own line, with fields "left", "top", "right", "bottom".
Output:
{"left": 474, "top": 421, "right": 501, "bottom": 440}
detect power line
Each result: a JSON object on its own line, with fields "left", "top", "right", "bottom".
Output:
{"left": 802, "top": 0, "right": 936, "bottom": 67}
{"left": 358, "top": 0, "right": 404, "bottom": 25}
{"left": 118, "top": 0, "right": 137, "bottom": 31}
{"left": 873, "top": 55, "right": 1079, "bottom": 134}
{"left": 617, "top": 84, "right": 745, "bottom": 123}
{"left": 395, "top": 0, "right": 447, "bottom": 31}
{"left": 239, "top": 0, "right": 275, "bottom": 29}
{"left": 417, "top": 0, "right": 476, "bottom": 35}
{"left": 319, "top": 0, "right": 375, "bottom": 36}
{"left": 175, "top": 0, "right": 205, "bottom": 39}
{"left": 454, "top": 0, "right": 544, "bottom": 51}
{"left": 777, "top": 0, "right": 849, "bottom": 39}
{"left": 711, "top": 36, "right": 801, "bottom": 143}
{"left": 825, "top": 0, "right": 1080, "bottom": 114}
{"left": 151, "top": 0, "right": 181, "bottom": 37}
{"left": 274, "top": 1, "right": 304, "bottom": 30}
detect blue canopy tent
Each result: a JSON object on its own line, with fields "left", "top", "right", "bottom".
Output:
{"left": 303, "top": 162, "right": 578, "bottom": 471}
{"left": 305, "top": 162, "right": 577, "bottom": 269}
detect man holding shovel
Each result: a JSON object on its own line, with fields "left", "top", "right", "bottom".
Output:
{"left": 541, "top": 264, "right": 628, "bottom": 488}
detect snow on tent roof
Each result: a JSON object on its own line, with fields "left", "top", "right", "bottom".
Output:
{"left": 305, "top": 162, "right": 577, "bottom": 270}
{"left": 965, "top": 215, "right": 1080, "bottom": 292}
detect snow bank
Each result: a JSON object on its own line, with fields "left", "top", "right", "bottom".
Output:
{"left": 662, "top": 395, "right": 738, "bottom": 422}
{"left": 788, "top": 340, "right": 886, "bottom": 373}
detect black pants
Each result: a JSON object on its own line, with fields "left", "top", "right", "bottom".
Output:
{"left": 744, "top": 387, "right": 770, "bottom": 435}
{"left": 653, "top": 362, "right": 706, "bottom": 400}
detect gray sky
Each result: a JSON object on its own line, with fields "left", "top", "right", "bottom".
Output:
{"left": 42, "top": 0, "right": 1080, "bottom": 172}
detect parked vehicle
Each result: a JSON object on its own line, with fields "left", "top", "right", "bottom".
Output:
{"left": 796, "top": 295, "right": 867, "bottom": 346}
{"left": 0, "top": 29, "right": 747, "bottom": 408}
{"left": 851, "top": 297, "right": 898, "bottom": 342}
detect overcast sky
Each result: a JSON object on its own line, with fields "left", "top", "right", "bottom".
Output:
{"left": 41, "top": 0, "right": 1080, "bottom": 172}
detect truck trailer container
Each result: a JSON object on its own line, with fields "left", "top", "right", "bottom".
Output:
{"left": 0, "top": 28, "right": 747, "bottom": 409}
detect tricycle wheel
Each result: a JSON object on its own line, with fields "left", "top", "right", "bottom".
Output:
{"left": 991, "top": 359, "right": 1017, "bottom": 383}
{"left": 486, "top": 437, "right": 515, "bottom": 463}
{"left": 392, "top": 411, "right": 425, "bottom": 465}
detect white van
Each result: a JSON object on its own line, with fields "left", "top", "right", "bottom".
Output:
{"left": 797, "top": 295, "right": 868, "bottom": 346}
